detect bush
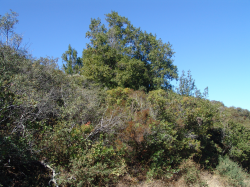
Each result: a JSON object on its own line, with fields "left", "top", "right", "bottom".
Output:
{"left": 223, "top": 122, "right": 250, "bottom": 171}
{"left": 179, "top": 159, "right": 208, "bottom": 187}
{"left": 59, "top": 135, "right": 127, "bottom": 187}
{"left": 216, "top": 156, "right": 249, "bottom": 187}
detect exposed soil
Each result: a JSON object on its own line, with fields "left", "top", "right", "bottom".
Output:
{"left": 200, "top": 171, "right": 228, "bottom": 187}
{"left": 117, "top": 171, "right": 231, "bottom": 187}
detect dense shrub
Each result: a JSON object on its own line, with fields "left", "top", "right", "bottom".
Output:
{"left": 222, "top": 122, "right": 250, "bottom": 170}
{"left": 1, "top": 44, "right": 250, "bottom": 186}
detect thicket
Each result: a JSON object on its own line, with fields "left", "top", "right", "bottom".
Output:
{"left": 1, "top": 10, "right": 250, "bottom": 187}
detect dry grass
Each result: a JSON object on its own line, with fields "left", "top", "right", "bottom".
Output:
{"left": 200, "top": 171, "right": 229, "bottom": 187}
{"left": 117, "top": 179, "right": 169, "bottom": 187}
{"left": 117, "top": 172, "right": 230, "bottom": 187}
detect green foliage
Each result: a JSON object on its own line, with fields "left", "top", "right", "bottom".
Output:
{"left": 81, "top": 11, "right": 178, "bottom": 91}
{"left": 180, "top": 159, "right": 208, "bottom": 187}
{"left": 216, "top": 155, "right": 249, "bottom": 187}
{"left": 106, "top": 87, "right": 133, "bottom": 106}
{"left": 147, "top": 89, "right": 169, "bottom": 121}
{"left": 144, "top": 122, "right": 183, "bottom": 179}
{"left": 2, "top": 10, "right": 250, "bottom": 187}
{"left": 223, "top": 122, "right": 250, "bottom": 170}
{"left": 224, "top": 106, "right": 250, "bottom": 127}
{"left": 0, "top": 44, "right": 29, "bottom": 131}
{"left": 148, "top": 88, "right": 223, "bottom": 169}
{"left": 0, "top": 132, "right": 50, "bottom": 186}
{"left": 58, "top": 135, "right": 127, "bottom": 186}
{"left": 176, "top": 70, "right": 195, "bottom": 96}
{"left": 0, "top": 10, "right": 23, "bottom": 49}
{"left": 62, "top": 44, "right": 82, "bottom": 74}
{"left": 176, "top": 70, "right": 208, "bottom": 98}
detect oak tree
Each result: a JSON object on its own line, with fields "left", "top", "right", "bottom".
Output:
{"left": 81, "top": 11, "right": 178, "bottom": 91}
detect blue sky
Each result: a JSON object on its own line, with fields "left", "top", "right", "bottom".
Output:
{"left": 1, "top": 0, "right": 250, "bottom": 110}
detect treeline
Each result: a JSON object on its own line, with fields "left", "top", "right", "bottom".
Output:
{"left": 0, "top": 10, "right": 250, "bottom": 187}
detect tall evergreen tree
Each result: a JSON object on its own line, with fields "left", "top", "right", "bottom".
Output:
{"left": 62, "top": 44, "right": 82, "bottom": 74}
{"left": 177, "top": 70, "right": 195, "bottom": 96}
{"left": 81, "top": 11, "right": 178, "bottom": 91}
{"left": 176, "top": 70, "right": 208, "bottom": 98}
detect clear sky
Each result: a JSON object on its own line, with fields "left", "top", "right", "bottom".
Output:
{"left": 1, "top": 0, "right": 250, "bottom": 110}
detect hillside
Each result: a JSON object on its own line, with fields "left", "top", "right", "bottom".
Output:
{"left": 1, "top": 11, "right": 250, "bottom": 187}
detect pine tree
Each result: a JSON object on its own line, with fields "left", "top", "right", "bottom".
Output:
{"left": 62, "top": 44, "right": 82, "bottom": 74}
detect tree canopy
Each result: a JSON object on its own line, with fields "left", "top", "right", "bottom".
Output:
{"left": 81, "top": 11, "right": 178, "bottom": 91}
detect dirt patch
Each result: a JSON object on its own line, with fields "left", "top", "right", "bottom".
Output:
{"left": 117, "top": 180, "right": 170, "bottom": 187}
{"left": 117, "top": 171, "right": 231, "bottom": 187}
{"left": 200, "top": 171, "right": 228, "bottom": 187}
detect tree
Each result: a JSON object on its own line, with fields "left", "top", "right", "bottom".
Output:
{"left": 176, "top": 70, "right": 208, "bottom": 98}
{"left": 62, "top": 44, "right": 82, "bottom": 74}
{"left": 81, "top": 11, "right": 178, "bottom": 91}
{"left": 0, "top": 10, "right": 22, "bottom": 49}
{"left": 176, "top": 70, "right": 195, "bottom": 96}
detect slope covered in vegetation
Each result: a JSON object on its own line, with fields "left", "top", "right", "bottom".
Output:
{"left": 0, "top": 10, "right": 250, "bottom": 187}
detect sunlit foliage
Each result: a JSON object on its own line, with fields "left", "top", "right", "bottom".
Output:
{"left": 1, "top": 10, "right": 250, "bottom": 187}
